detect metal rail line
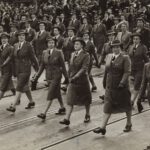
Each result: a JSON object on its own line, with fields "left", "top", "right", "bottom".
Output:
{"left": 40, "top": 108, "right": 150, "bottom": 150}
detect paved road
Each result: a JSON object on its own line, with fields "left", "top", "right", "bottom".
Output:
{"left": 0, "top": 66, "right": 150, "bottom": 150}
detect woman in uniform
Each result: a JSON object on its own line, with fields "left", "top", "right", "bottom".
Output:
{"left": 59, "top": 37, "right": 92, "bottom": 125}
{"left": 33, "top": 37, "right": 68, "bottom": 120}
{"left": 93, "top": 40, "right": 132, "bottom": 135}
{"left": 6, "top": 30, "right": 39, "bottom": 112}
{"left": 137, "top": 62, "right": 150, "bottom": 113}
{"left": 128, "top": 33, "right": 149, "bottom": 106}
{"left": 0, "top": 33, "right": 14, "bottom": 100}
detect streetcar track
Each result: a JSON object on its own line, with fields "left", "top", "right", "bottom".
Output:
{"left": 40, "top": 108, "right": 150, "bottom": 150}
{"left": 0, "top": 98, "right": 101, "bottom": 132}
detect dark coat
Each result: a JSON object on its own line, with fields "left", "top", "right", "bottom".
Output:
{"left": 30, "top": 19, "right": 39, "bottom": 32}
{"left": 62, "top": 36, "right": 75, "bottom": 61}
{"left": 0, "top": 44, "right": 14, "bottom": 92}
{"left": 14, "top": 41, "right": 39, "bottom": 92}
{"left": 67, "top": 50, "right": 92, "bottom": 106}
{"left": 128, "top": 44, "right": 149, "bottom": 72}
{"left": 92, "top": 23, "right": 107, "bottom": 54}
{"left": 138, "top": 62, "right": 150, "bottom": 102}
{"left": 54, "top": 35, "right": 64, "bottom": 50}
{"left": 103, "top": 53, "right": 131, "bottom": 113}
{"left": 9, "top": 31, "right": 18, "bottom": 46}
{"left": 33, "top": 31, "right": 50, "bottom": 62}
{"left": 133, "top": 27, "right": 150, "bottom": 48}
{"left": 68, "top": 19, "right": 81, "bottom": 31}
{"left": 25, "top": 28, "right": 36, "bottom": 43}
{"left": 36, "top": 49, "right": 68, "bottom": 100}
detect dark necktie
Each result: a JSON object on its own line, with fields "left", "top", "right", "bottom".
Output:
{"left": 111, "top": 56, "right": 116, "bottom": 62}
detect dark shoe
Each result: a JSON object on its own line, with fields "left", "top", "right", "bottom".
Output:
{"left": 16, "top": 99, "right": 21, "bottom": 105}
{"left": 11, "top": 89, "right": 16, "bottom": 95}
{"left": 59, "top": 119, "right": 70, "bottom": 125}
{"left": 37, "top": 113, "right": 46, "bottom": 120}
{"left": 93, "top": 127, "right": 106, "bottom": 135}
{"left": 31, "top": 81, "right": 37, "bottom": 91}
{"left": 123, "top": 124, "right": 132, "bottom": 132}
{"left": 55, "top": 107, "right": 66, "bottom": 115}
{"left": 84, "top": 115, "right": 90, "bottom": 123}
{"left": 91, "top": 86, "right": 97, "bottom": 92}
{"left": 99, "top": 95, "right": 104, "bottom": 100}
{"left": 137, "top": 102, "right": 143, "bottom": 113}
{"left": 6, "top": 106, "right": 16, "bottom": 112}
{"left": 61, "top": 86, "right": 67, "bottom": 92}
{"left": 25, "top": 102, "right": 35, "bottom": 109}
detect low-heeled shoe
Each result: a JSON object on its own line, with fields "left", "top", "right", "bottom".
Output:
{"left": 93, "top": 127, "right": 106, "bottom": 135}
{"left": 59, "top": 119, "right": 70, "bottom": 125}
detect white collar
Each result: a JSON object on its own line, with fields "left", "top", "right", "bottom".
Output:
{"left": 2, "top": 43, "right": 7, "bottom": 48}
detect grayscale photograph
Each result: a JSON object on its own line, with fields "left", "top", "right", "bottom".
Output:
{"left": 0, "top": 0, "right": 150, "bottom": 150}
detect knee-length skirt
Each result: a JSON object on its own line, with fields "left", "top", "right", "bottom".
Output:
{"left": 16, "top": 73, "right": 30, "bottom": 92}
{"left": 104, "top": 88, "right": 132, "bottom": 114}
{"left": 67, "top": 82, "right": 92, "bottom": 106}
{"left": 0, "top": 75, "right": 14, "bottom": 92}
{"left": 47, "top": 78, "right": 61, "bottom": 100}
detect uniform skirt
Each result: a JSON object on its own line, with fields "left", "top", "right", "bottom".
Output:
{"left": 0, "top": 74, "right": 14, "bottom": 92}
{"left": 104, "top": 88, "right": 132, "bottom": 114}
{"left": 16, "top": 73, "right": 30, "bottom": 92}
{"left": 47, "top": 78, "right": 61, "bottom": 100}
{"left": 67, "top": 82, "right": 92, "bottom": 106}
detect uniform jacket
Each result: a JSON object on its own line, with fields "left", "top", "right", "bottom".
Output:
{"left": 69, "top": 50, "right": 90, "bottom": 84}
{"left": 36, "top": 48, "right": 68, "bottom": 81}
{"left": 103, "top": 53, "right": 131, "bottom": 89}
{"left": 0, "top": 44, "right": 14, "bottom": 75}
{"left": 139, "top": 63, "right": 150, "bottom": 100}
{"left": 128, "top": 44, "right": 149, "bottom": 71}
{"left": 14, "top": 41, "right": 39, "bottom": 75}
{"left": 116, "top": 31, "right": 131, "bottom": 51}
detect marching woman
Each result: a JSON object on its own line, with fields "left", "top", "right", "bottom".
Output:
{"left": 6, "top": 30, "right": 39, "bottom": 112}
{"left": 93, "top": 40, "right": 132, "bottom": 135}
{"left": 59, "top": 37, "right": 92, "bottom": 125}
{"left": 33, "top": 37, "right": 68, "bottom": 120}
{"left": 137, "top": 62, "right": 150, "bottom": 113}
{"left": 128, "top": 33, "right": 149, "bottom": 107}
{"left": 0, "top": 33, "right": 15, "bottom": 100}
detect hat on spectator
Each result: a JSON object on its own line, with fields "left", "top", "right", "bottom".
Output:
{"left": 137, "top": 17, "right": 145, "bottom": 23}
{"left": 131, "top": 32, "right": 141, "bottom": 38}
{"left": 38, "top": 21, "right": 47, "bottom": 26}
{"left": 73, "top": 37, "right": 86, "bottom": 47}
{"left": 107, "top": 30, "right": 116, "bottom": 36}
{"left": 67, "top": 26, "right": 76, "bottom": 33}
{"left": 1, "top": 32, "right": 10, "bottom": 39}
{"left": 111, "top": 40, "right": 121, "bottom": 47}
{"left": 17, "top": 30, "right": 28, "bottom": 36}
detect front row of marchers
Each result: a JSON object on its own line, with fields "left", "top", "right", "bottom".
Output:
{"left": 0, "top": 30, "right": 149, "bottom": 136}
